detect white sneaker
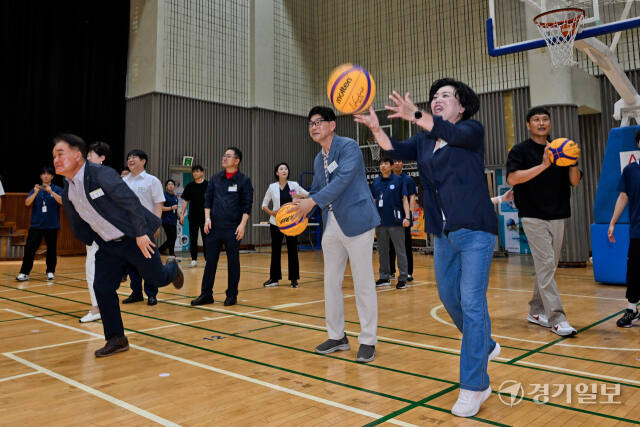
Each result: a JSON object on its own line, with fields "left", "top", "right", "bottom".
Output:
{"left": 47, "top": 272, "right": 55, "bottom": 280}
{"left": 16, "top": 274, "right": 29, "bottom": 281}
{"left": 552, "top": 321, "right": 577, "bottom": 337}
{"left": 190, "top": 260, "right": 198, "bottom": 267}
{"left": 488, "top": 342, "right": 501, "bottom": 361}
{"left": 79, "top": 311, "right": 101, "bottom": 323}
{"left": 451, "top": 387, "right": 492, "bottom": 417}
{"left": 527, "top": 313, "right": 550, "bottom": 327}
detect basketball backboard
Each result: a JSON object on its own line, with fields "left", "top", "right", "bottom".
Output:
{"left": 487, "top": 0, "right": 640, "bottom": 57}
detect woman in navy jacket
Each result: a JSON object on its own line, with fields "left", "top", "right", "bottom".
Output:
{"left": 355, "top": 78, "right": 498, "bottom": 418}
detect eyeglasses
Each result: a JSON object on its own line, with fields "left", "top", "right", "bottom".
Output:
{"left": 308, "top": 119, "right": 327, "bottom": 128}
{"left": 222, "top": 154, "right": 237, "bottom": 159}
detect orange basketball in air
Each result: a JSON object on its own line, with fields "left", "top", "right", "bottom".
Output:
{"left": 326, "top": 63, "right": 376, "bottom": 115}
{"left": 275, "top": 203, "right": 308, "bottom": 236}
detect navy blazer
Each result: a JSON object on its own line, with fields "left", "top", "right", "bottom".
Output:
{"left": 388, "top": 116, "right": 497, "bottom": 236}
{"left": 310, "top": 134, "right": 380, "bottom": 237}
{"left": 62, "top": 162, "right": 161, "bottom": 245}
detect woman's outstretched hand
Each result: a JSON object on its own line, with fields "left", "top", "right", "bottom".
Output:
{"left": 386, "top": 91, "right": 418, "bottom": 122}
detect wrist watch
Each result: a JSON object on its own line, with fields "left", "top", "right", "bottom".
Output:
{"left": 413, "top": 110, "right": 423, "bottom": 122}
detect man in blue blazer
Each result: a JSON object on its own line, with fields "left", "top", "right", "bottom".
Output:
{"left": 52, "top": 134, "right": 183, "bottom": 357}
{"left": 295, "top": 106, "right": 380, "bottom": 363}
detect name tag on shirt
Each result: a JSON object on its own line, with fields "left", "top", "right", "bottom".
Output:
{"left": 42, "top": 205, "right": 47, "bottom": 213}
{"left": 228, "top": 184, "right": 238, "bottom": 192}
{"left": 378, "top": 199, "right": 383, "bottom": 207}
{"left": 327, "top": 161, "right": 338, "bottom": 174}
{"left": 89, "top": 188, "right": 105, "bottom": 200}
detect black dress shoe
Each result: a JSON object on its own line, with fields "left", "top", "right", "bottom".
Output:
{"left": 147, "top": 296, "right": 158, "bottom": 306}
{"left": 95, "top": 336, "right": 129, "bottom": 357}
{"left": 122, "top": 293, "right": 144, "bottom": 304}
{"left": 223, "top": 296, "right": 237, "bottom": 306}
{"left": 291, "top": 280, "right": 299, "bottom": 288}
{"left": 191, "top": 294, "right": 214, "bottom": 306}
{"left": 167, "top": 257, "right": 184, "bottom": 289}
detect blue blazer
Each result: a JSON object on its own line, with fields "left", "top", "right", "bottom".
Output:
{"left": 310, "top": 135, "right": 380, "bottom": 237}
{"left": 62, "top": 162, "right": 161, "bottom": 245}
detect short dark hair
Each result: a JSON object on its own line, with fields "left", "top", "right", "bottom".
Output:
{"left": 88, "top": 141, "right": 111, "bottom": 160}
{"left": 379, "top": 157, "right": 393, "bottom": 166}
{"left": 428, "top": 78, "right": 480, "bottom": 120}
{"left": 273, "top": 162, "right": 290, "bottom": 179}
{"left": 40, "top": 166, "right": 55, "bottom": 176}
{"left": 226, "top": 147, "right": 242, "bottom": 163}
{"left": 127, "top": 149, "right": 148, "bottom": 167}
{"left": 635, "top": 129, "right": 640, "bottom": 144}
{"left": 53, "top": 133, "right": 86, "bottom": 158}
{"left": 307, "top": 106, "right": 337, "bottom": 122}
{"left": 526, "top": 106, "right": 551, "bottom": 122}
{"left": 165, "top": 178, "right": 176, "bottom": 186}
{"left": 191, "top": 164, "right": 204, "bottom": 172}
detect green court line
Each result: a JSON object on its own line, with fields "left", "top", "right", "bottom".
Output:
{"left": 2, "top": 282, "right": 639, "bottom": 391}
{"left": 538, "top": 351, "right": 640, "bottom": 370}
{"left": 495, "top": 391, "right": 640, "bottom": 425}
{"left": 508, "top": 309, "right": 628, "bottom": 365}
{"left": 0, "top": 295, "right": 507, "bottom": 426}
{"left": 244, "top": 324, "right": 284, "bottom": 333}
{"left": 2, "top": 293, "right": 639, "bottom": 425}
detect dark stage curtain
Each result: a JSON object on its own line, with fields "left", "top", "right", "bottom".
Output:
{"left": 0, "top": 1, "right": 130, "bottom": 191}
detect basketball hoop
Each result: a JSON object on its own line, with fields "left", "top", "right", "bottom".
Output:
{"left": 364, "top": 144, "right": 381, "bottom": 160}
{"left": 533, "top": 8, "right": 585, "bottom": 67}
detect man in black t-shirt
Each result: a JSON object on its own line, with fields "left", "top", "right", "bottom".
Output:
{"left": 506, "top": 106, "right": 582, "bottom": 337}
{"left": 180, "top": 165, "right": 208, "bottom": 267}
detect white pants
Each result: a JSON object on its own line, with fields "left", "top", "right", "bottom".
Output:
{"left": 85, "top": 242, "right": 99, "bottom": 307}
{"left": 322, "top": 212, "right": 378, "bottom": 345}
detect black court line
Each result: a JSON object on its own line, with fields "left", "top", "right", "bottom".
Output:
{"left": 2, "top": 289, "right": 639, "bottom": 424}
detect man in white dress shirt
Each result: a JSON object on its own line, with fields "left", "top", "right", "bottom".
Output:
{"left": 122, "top": 149, "right": 166, "bottom": 305}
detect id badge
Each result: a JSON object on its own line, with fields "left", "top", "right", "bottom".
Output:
{"left": 327, "top": 161, "right": 338, "bottom": 174}
{"left": 42, "top": 205, "right": 47, "bottom": 213}
{"left": 228, "top": 184, "right": 238, "bottom": 192}
{"left": 378, "top": 199, "right": 383, "bottom": 207}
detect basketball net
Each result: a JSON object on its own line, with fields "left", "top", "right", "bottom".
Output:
{"left": 367, "top": 144, "right": 381, "bottom": 160}
{"left": 533, "top": 8, "right": 585, "bottom": 68}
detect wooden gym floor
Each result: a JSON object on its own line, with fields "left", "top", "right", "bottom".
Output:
{"left": 0, "top": 250, "right": 638, "bottom": 426}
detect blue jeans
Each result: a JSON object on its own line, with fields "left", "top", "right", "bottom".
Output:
{"left": 434, "top": 228, "right": 496, "bottom": 391}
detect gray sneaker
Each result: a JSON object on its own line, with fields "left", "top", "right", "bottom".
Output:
{"left": 356, "top": 344, "right": 376, "bottom": 363}
{"left": 315, "top": 335, "right": 350, "bottom": 354}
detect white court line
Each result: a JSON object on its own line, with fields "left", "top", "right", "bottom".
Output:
{"left": 3, "top": 353, "right": 181, "bottom": 427}
{"left": 5, "top": 308, "right": 417, "bottom": 427}
{"left": 0, "top": 371, "right": 41, "bottom": 383}
{"left": 429, "top": 305, "right": 640, "bottom": 351}
{"left": 0, "top": 284, "right": 52, "bottom": 293}
{"left": 11, "top": 337, "right": 103, "bottom": 354}
{"left": 138, "top": 309, "right": 270, "bottom": 333}
{"left": 488, "top": 286, "right": 627, "bottom": 302}
{"left": 517, "top": 360, "right": 640, "bottom": 385}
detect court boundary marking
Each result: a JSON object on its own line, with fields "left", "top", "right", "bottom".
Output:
{"left": 2, "top": 283, "right": 639, "bottom": 387}
{"left": 2, "top": 297, "right": 640, "bottom": 425}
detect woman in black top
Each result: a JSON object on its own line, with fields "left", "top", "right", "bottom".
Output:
{"left": 159, "top": 179, "right": 179, "bottom": 256}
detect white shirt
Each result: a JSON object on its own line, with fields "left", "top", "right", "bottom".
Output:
{"left": 262, "top": 181, "right": 309, "bottom": 225}
{"left": 123, "top": 170, "right": 165, "bottom": 213}
{"left": 66, "top": 163, "right": 125, "bottom": 241}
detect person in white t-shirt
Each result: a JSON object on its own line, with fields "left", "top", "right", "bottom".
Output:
{"left": 121, "top": 149, "right": 165, "bottom": 306}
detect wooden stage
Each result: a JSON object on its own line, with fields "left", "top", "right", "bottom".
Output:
{"left": 0, "top": 250, "right": 638, "bottom": 426}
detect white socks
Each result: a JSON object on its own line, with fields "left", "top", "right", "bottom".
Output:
{"left": 628, "top": 302, "right": 638, "bottom": 312}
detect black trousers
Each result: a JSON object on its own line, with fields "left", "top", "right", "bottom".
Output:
{"left": 159, "top": 223, "right": 177, "bottom": 256}
{"left": 627, "top": 238, "right": 640, "bottom": 304}
{"left": 127, "top": 266, "right": 158, "bottom": 298}
{"left": 20, "top": 227, "right": 58, "bottom": 275}
{"left": 94, "top": 235, "right": 177, "bottom": 340}
{"left": 389, "top": 226, "right": 413, "bottom": 276}
{"left": 200, "top": 227, "right": 240, "bottom": 299}
{"left": 269, "top": 224, "right": 299, "bottom": 281}
{"left": 189, "top": 216, "right": 207, "bottom": 261}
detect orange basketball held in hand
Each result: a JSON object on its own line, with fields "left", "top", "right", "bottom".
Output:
{"left": 326, "top": 63, "right": 376, "bottom": 115}
{"left": 275, "top": 203, "right": 309, "bottom": 236}
{"left": 548, "top": 137, "right": 580, "bottom": 167}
